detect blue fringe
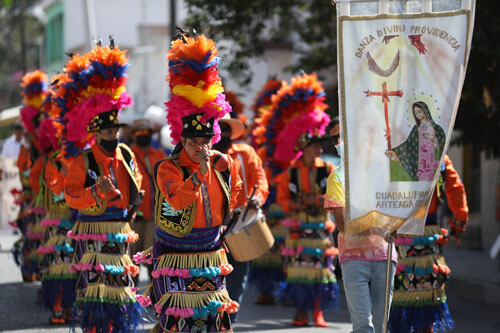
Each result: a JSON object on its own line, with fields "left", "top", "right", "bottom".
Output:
{"left": 39, "top": 278, "right": 77, "bottom": 311}
{"left": 72, "top": 301, "right": 142, "bottom": 333}
{"left": 280, "top": 281, "right": 339, "bottom": 312}
{"left": 248, "top": 266, "right": 285, "bottom": 296}
{"left": 388, "top": 303, "right": 454, "bottom": 333}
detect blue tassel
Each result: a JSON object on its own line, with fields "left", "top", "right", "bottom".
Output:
{"left": 39, "top": 278, "right": 77, "bottom": 311}
{"left": 389, "top": 303, "right": 454, "bottom": 333}
{"left": 72, "top": 301, "right": 142, "bottom": 333}
{"left": 249, "top": 266, "right": 285, "bottom": 296}
{"left": 280, "top": 281, "right": 339, "bottom": 312}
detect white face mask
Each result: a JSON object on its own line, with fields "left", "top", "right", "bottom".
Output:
{"left": 335, "top": 142, "right": 344, "bottom": 157}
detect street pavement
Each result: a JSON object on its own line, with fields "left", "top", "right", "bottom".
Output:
{"left": 0, "top": 228, "right": 498, "bottom": 332}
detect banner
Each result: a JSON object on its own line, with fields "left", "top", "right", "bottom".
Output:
{"left": 336, "top": 0, "right": 475, "bottom": 243}
{"left": 1, "top": 157, "right": 21, "bottom": 229}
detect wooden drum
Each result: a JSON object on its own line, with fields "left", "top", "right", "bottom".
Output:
{"left": 225, "top": 208, "right": 274, "bottom": 262}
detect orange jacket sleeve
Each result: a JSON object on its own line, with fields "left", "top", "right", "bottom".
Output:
{"left": 29, "top": 156, "right": 44, "bottom": 195}
{"left": 44, "top": 159, "right": 65, "bottom": 195}
{"left": 17, "top": 146, "right": 31, "bottom": 172}
{"left": 228, "top": 155, "right": 243, "bottom": 211}
{"left": 277, "top": 169, "right": 291, "bottom": 213}
{"left": 156, "top": 160, "right": 208, "bottom": 211}
{"left": 444, "top": 155, "right": 469, "bottom": 222}
{"left": 64, "top": 154, "right": 104, "bottom": 210}
{"left": 244, "top": 146, "right": 269, "bottom": 205}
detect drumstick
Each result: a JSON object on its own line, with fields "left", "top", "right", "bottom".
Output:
{"left": 241, "top": 185, "right": 258, "bottom": 224}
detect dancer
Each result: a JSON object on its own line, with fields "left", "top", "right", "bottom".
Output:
{"left": 275, "top": 73, "right": 337, "bottom": 327}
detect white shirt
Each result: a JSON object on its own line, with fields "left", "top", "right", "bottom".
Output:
{"left": 1, "top": 135, "right": 25, "bottom": 159}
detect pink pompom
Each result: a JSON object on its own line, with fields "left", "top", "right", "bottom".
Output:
{"left": 154, "top": 304, "right": 163, "bottom": 314}
{"left": 151, "top": 269, "right": 161, "bottom": 279}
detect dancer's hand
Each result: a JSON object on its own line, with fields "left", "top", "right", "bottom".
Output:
{"left": 385, "top": 150, "right": 399, "bottom": 161}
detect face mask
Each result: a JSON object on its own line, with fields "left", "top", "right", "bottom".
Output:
{"left": 100, "top": 138, "right": 119, "bottom": 152}
{"left": 136, "top": 135, "right": 152, "bottom": 147}
{"left": 335, "top": 142, "right": 344, "bottom": 157}
{"left": 212, "top": 136, "right": 231, "bottom": 152}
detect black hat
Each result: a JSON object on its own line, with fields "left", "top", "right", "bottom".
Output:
{"left": 181, "top": 114, "right": 215, "bottom": 139}
{"left": 87, "top": 110, "right": 127, "bottom": 132}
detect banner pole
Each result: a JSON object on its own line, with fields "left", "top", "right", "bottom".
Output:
{"left": 382, "top": 240, "right": 393, "bottom": 333}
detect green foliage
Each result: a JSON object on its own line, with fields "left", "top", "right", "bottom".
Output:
{"left": 0, "top": 0, "right": 44, "bottom": 111}
{"left": 454, "top": 1, "right": 500, "bottom": 158}
{"left": 184, "top": 0, "right": 337, "bottom": 87}
{"left": 185, "top": 1, "right": 499, "bottom": 157}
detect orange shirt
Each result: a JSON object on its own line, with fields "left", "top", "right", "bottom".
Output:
{"left": 64, "top": 144, "right": 143, "bottom": 211}
{"left": 17, "top": 145, "right": 32, "bottom": 173}
{"left": 44, "top": 155, "right": 65, "bottom": 195}
{"left": 29, "top": 156, "right": 44, "bottom": 195}
{"left": 131, "top": 144, "right": 167, "bottom": 219}
{"left": 277, "top": 157, "right": 334, "bottom": 213}
{"left": 156, "top": 148, "right": 242, "bottom": 229}
{"left": 428, "top": 155, "right": 469, "bottom": 222}
{"left": 227, "top": 143, "right": 269, "bottom": 207}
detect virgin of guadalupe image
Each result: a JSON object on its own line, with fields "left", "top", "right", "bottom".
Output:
{"left": 385, "top": 101, "right": 446, "bottom": 182}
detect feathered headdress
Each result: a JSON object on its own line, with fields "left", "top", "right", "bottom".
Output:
{"left": 19, "top": 70, "right": 49, "bottom": 136}
{"left": 251, "top": 78, "right": 282, "bottom": 149}
{"left": 273, "top": 73, "right": 330, "bottom": 162}
{"left": 59, "top": 40, "right": 132, "bottom": 157}
{"left": 254, "top": 73, "right": 329, "bottom": 177}
{"left": 251, "top": 78, "right": 282, "bottom": 118}
{"left": 224, "top": 90, "right": 246, "bottom": 124}
{"left": 165, "top": 31, "right": 231, "bottom": 145}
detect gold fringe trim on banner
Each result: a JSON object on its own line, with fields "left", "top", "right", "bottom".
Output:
{"left": 393, "top": 285, "right": 446, "bottom": 303}
{"left": 73, "top": 222, "right": 132, "bottom": 235}
{"left": 398, "top": 254, "right": 447, "bottom": 269}
{"left": 287, "top": 267, "right": 333, "bottom": 281}
{"left": 80, "top": 252, "right": 134, "bottom": 266}
{"left": 48, "top": 263, "right": 73, "bottom": 276}
{"left": 85, "top": 284, "right": 136, "bottom": 301}
{"left": 157, "top": 289, "right": 232, "bottom": 309}
{"left": 156, "top": 248, "right": 227, "bottom": 270}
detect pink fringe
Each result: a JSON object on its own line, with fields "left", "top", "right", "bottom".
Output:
{"left": 165, "top": 93, "right": 231, "bottom": 145}
{"left": 26, "top": 230, "right": 44, "bottom": 240}
{"left": 66, "top": 230, "right": 139, "bottom": 243}
{"left": 20, "top": 105, "right": 39, "bottom": 135}
{"left": 281, "top": 219, "right": 301, "bottom": 227}
{"left": 135, "top": 295, "right": 152, "bottom": 307}
{"left": 41, "top": 218, "right": 61, "bottom": 228}
{"left": 37, "top": 118, "right": 60, "bottom": 153}
{"left": 37, "top": 245, "right": 55, "bottom": 254}
{"left": 65, "top": 92, "right": 132, "bottom": 143}
{"left": 150, "top": 263, "right": 233, "bottom": 279}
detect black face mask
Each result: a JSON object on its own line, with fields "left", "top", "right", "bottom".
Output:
{"left": 100, "top": 138, "right": 119, "bottom": 152}
{"left": 136, "top": 135, "right": 152, "bottom": 147}
{"left": 212, "top": 136, "right": 231, "bottom": 152}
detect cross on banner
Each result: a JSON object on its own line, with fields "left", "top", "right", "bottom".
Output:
{"left": 364, "top": 82, "right": 403, "bottom": 150}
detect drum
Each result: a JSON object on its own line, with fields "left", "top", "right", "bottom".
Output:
{"left": 225, "top": 208, "right": 275, "bottom": 262}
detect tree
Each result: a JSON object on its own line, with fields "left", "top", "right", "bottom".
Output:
{"left": 184, "top": 1, "right": 500, "bottom": 158}
{"left": 0, "top": 0, "right": 44, "bottom": 111}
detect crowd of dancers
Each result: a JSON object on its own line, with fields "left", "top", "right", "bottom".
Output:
{"left": 8, "top": 30, "right": 469, "bottom": 333}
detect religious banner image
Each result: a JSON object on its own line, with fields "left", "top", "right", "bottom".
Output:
{"left": 336, "top": 1, "right": 475, "bottom": 244}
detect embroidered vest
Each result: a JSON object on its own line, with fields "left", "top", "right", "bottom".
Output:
{"left": 42, "top": 153, "right": 71, "bottom": 216}
{"left": 153, "top": 152, "right": 231, "bottom": 238}
{"left": 289, "top": 163, "right": 330, "bottom": 220}
{"left": 80, "top": 143, "right": 141, "bottom": 216}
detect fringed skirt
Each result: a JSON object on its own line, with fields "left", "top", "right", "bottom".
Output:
{"left": 280, "top": 213, "right": 339, "bottom": 312}
{"left": 389, "top": 224, "right": 453, "bottom": 333}
{"left": 249, "top": 203, "right": 287, "bottom": 296}
{"left": 38, "top": 208, "right": 77, "bottom": 313}
{"left": 69, "top": 208, "right": 142, "bottom": 332}
{"left": 148, "top": 226, "right": 237, "bottom": 333}
{"left": 22, "top": 206, "right": 47, "bottom": 278}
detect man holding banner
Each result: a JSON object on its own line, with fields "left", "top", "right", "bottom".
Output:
{"left": 335, "top": 0, "right": 475, "bottom": 332}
